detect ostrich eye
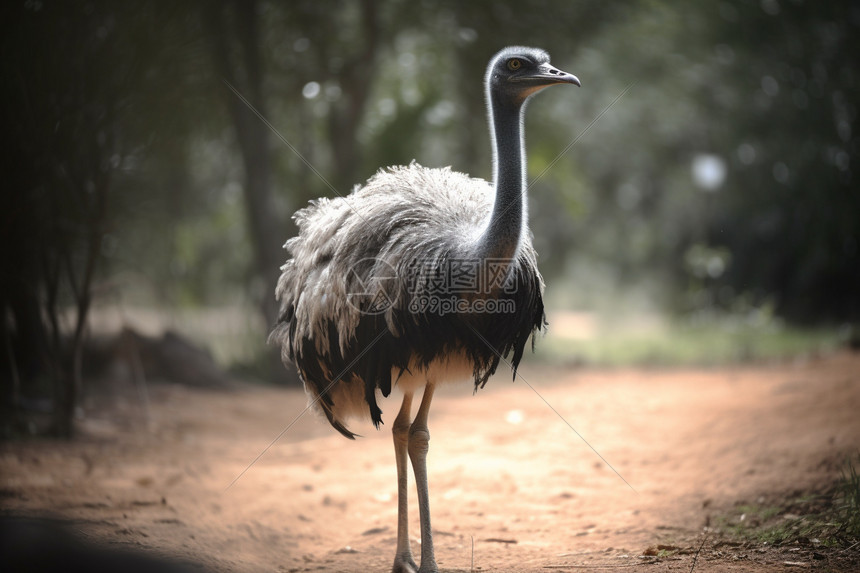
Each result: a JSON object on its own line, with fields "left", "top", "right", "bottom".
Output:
{"left": 507, "top": 58, "right": 522, "bottom": 71}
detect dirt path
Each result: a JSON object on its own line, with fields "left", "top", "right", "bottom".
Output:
{"left": 2, "top": 352, "right": 859, "bottom": 572}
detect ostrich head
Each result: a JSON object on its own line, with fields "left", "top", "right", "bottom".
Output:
{"left": 486, "top": 46, "right": 580, "bottom": 106}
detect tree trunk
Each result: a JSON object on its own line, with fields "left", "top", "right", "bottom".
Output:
{"left": 325, "top": 0, "right": 379, "bottom": 192}
{"left": 205, "top": 0, "right": 285, "bottom": 327}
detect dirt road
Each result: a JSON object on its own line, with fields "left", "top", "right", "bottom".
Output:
{"left": 2, "top": 352, "right": 859, "bottom": 571}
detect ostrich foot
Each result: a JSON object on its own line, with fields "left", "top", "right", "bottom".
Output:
{"left": 392, "top": 553, "right": 418, "bottom": 573}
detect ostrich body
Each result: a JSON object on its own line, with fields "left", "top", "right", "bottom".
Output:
{"left": 271, "top": 46, "right": 579, "bottom": 573}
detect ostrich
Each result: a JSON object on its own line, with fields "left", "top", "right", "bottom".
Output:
{"left": 270, "top": 46, "right": 579, "bottom": 573}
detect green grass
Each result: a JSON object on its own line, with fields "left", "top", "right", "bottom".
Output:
{"left": 711, "top": 455, "right": 860, "bottom": 549}
{"left": 835, "top": 454, "right": 860, "bottom": 539}
{"left": 535, "top": 318, "right": 845, "bottom": 367}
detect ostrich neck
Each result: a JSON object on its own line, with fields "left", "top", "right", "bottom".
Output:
{"left": 475, "top": 94, "right": 526, "bottom": 262}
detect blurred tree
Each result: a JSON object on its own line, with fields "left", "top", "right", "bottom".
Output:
{"left": 695, "top": 0, "right": 859, "bottom": 322}
{"left": 533, "top": 0, "right": 859, "bottom": 323}
{"left": 4, "top": 0, "right": 857, "bottom": 438}
{"left": 2, "top": 2, "right": 135, "bottom": 435}
{"left": 205, "top": 0, "right": 285, "bottom": 326}
{"left": 0, "top": 2, "right": 207, "bottom": 435}
{"left": 264, "top": 0, "right": 384, "bottom": 194}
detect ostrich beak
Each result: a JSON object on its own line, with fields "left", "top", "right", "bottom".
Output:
{"left": 511, "top": 63, "right": 581, "bottom": 95}
{"left": 536, "top": 62, "right": 581, "bottom": 87}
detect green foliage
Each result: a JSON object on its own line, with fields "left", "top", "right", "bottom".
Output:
{"left": 535, "top": 1, "right": 859, "bottom": 323}
{"left": 691, "top": 2, "right": 859, "bottom": 323}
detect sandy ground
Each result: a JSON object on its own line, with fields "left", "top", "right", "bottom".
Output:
{"left": 2, "top": 352, "right": 859, "bottom": 572}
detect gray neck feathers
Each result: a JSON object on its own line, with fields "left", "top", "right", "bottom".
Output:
{"left": 475, "top": 90, "right": 527, "bottom": 262}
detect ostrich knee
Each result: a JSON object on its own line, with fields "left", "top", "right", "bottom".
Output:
{"left": 408, "top": 427, "right": 430, "bottom": 459}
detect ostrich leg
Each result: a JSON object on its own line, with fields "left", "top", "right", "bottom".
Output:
{"left": 392, "top": 392, "right": 418, "bottom": 573}
{"left": 409, "top": 383, "right": 438, "bottom": 573}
